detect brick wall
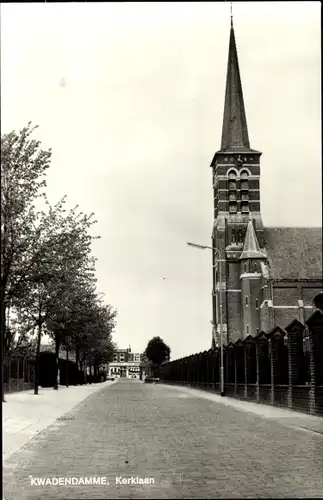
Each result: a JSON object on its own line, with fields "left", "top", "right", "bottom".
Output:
{"left": 227, "top": 292, "right": 241, "bottom": 343}
{"left": 274, "top": 308, "right": 299, "bottom": 329}
{"left": 273, "top": 287, "right": 299, "bottom": 304}
{"left": 303, "top": 288, "right": 322, "bottom": 306}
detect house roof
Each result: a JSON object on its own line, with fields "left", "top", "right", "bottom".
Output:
{"left": 263, "top": 227, "right": 322, "bottom": 280}
{"left": 27, "top": 344, "right": 76, "bottom": 362}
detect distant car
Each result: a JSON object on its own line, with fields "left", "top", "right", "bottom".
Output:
{"left": 144, "top": 377, "right": 160, "bottom": 383}
{"left": 106, "top": 376, "right": 115, "bottom": 381}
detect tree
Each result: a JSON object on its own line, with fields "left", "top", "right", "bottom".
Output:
{"left": 1, "top": 123, "right": 51, "bottom": 400}
{"left": 47, "top": 286, "right": 116, "bottom": 387}
{"left": 18, "top": 198, "right": 100, "bottom": 394}
{"left": 1, "top": 123, "right": 118, "bottom": 398}
{"left": 145, "top": 336, "right": 170, "bottom": 375}
{"left": 140, "top": 351, "right": 152, "bottom": 378}
{"left": 69, "top": 299, "right": 117, "bottom": 382}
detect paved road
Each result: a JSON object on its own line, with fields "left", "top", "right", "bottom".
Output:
{"left": 3, "top": 380, "right": 323, "bottom": 499}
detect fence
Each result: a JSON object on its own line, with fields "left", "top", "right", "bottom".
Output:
{"left": 157, "top": 310, "right": 323, "bottom": 416}
{"left": 3, "top": 355, "right": 35, "bottom": 393}
{"left": 3, "top": 351, "right": 94, "bottom": 393}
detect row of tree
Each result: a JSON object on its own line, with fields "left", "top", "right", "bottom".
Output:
{"left": 141, "top": 336, "right": 171, "bottom": 377}
{"left": 1, "top": 123, "right": 117, "bottom": 400}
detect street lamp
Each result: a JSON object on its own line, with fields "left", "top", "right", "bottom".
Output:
{"left": 186, "top": 241, "right": 225, "bottom": 397}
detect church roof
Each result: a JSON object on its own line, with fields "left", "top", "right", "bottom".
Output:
{"left": 263, "top": 227, "right": 322, "bottom": 280}
{"left": 240, "top": 219, "right": 267, "bottom": 260}
{"left": 219, "top": 19, "right": 254, "bottom": 152}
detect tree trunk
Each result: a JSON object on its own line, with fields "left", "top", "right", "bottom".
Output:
{"left": 53, "top": 332, "right": 60, "bottom": 390}
{"left": 22, "top": 357, "right": 25, "bottom": 391}
{"left": 84, "top": 357, "right": 87, "bottom": 384}
{"left": 66, "top": 346, "right": 69, "bottom": 387}
{"left": 1, "top": 211, "right": 8, "bottom": 402}
{"left": 8, "top": 354, "right": 12, "bottom": 392}
{"left": 0, "top": 295, "right": 6, "bottom": 402}
{"left": 17, "top": 357, "right": 20, "bottom": 391}
{"left": 75, "top": 348, "right": 80, "bottom": 370}
{"left": 34, "top": 321, "right": 42, "bottom": 395}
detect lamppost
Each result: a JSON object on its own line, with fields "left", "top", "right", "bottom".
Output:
{"left": 186, "top": 242, "right": 225, "bottom": 397}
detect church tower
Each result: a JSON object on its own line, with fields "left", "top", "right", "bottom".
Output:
{"left": 211, "top": 17, "right": 264, "bottom": 346}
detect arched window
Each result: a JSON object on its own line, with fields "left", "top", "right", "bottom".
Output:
{"left": 240, "top": 170, "right": 249, "bottom": 191}
{"left": 228, "top": 170, "right": 237, "bottom": 213}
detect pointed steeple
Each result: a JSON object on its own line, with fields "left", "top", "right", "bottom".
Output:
{"left": 240, "top": 218, "right": 266, "bottom": 260}
{"left": 220, "top": 18, "right": 251, "bottom": 151}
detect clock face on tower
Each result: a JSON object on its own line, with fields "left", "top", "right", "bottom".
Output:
{"left": 235, "top": 155, "right": 244, "bottom": 167}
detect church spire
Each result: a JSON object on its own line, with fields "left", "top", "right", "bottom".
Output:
{"left": 220, "top": 15, "right": 251, "bottom": 151}
{"left": 240, "top": 219, "right": 266, "bottom": 260}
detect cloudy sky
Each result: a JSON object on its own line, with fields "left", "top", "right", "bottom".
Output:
{"left": 1, "top": 2, "right": 321, "bottom": 359}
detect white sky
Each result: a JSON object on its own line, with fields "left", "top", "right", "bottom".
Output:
{"left": 1, "top": 2, "right": 321, "bottom": 359}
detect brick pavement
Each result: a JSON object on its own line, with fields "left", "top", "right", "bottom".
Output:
{"left": 3, "top": 379, "right": 323, "bottom": 499}
{"left": 3, "top": 381, "right": 117, "bottom": 461}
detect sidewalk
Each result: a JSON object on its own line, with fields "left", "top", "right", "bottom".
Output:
{"left": 2, "top": 380, "right": 117, "bottom": 460}
{"left": 159, "top": 383, "right": 323, "bottom": 435}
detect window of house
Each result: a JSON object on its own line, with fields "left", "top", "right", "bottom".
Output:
{"left": 244, "top": 264, "right": 247, "bottom": 272}
{"left": 246, "top": 325, "right": 249, "bottom": 334}
{"left": 246, "top": 296, "right": 248, "bottom": 306}
{"left": 229, "top": 202, "right": 237, "bottom": 214}
{"left": 241, "top": 202, "right": 249, "bottom": 213}
{"left": 229, "top": 192, "right": 237, "bottom": 201}
{"left": 241, "top": 191, "right": 249, "bottom": 201}
{"left": 256, "top": 299, "right": 258, "bottom": 309}
{"left": 229, "top": 180, "right": 236, "bottom": 190}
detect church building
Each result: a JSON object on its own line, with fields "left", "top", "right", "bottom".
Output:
{"left": 211, "top": 17, "right": 322, "bottom": 348}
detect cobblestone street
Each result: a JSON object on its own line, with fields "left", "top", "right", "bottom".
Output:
{"left": 3, "top": 379, "right": 323, "bottom": 499}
